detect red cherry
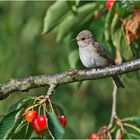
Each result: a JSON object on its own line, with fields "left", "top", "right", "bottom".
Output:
{"left": 106, "top": 0, "right": 115, "bottom": 10}
{"left": 37, "top": 115, "right": 48, "bottom": 129}
{"left": 117, "top": 136, "right": 122, "bottom": 140}
{"left": 25, "top": 110, "right": 38, "bottom": 122}
{"left": 32, "top": 118, "right": 42, "bottom": 134}
{"left": 90, "top": 133, "right": 99, "bottom": 140}
{"left": 31, "top": 116, "right": 48, "bottom": 135}
{"left": 58, "top": 115, "right": 67, "bottom": 127}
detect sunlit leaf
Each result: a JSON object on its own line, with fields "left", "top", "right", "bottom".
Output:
{"left": 127, "top": 133, "right": 140, "bottom": 139}
{"left": 115, "top": 129, "right": 121, "bottom": 139}
{"left": 42, "top": 0, "right": 69, "bottom": 34}
{"left": 123, "top": 116, "right": 140, "bottom": 127}
{"left": 104, "top": 2, "right": 115, "bottom": 42}
{"left": 111, "top": 14, "right": 122, "bottom": 49}
{"left": 104, "top": 2, "right": 115, "bottom": 55}
{"left": 110, "top": 13, "right": 133, "bottom": 60}
{"left": 56, "top": 3, "right": 98, "bottom": 41}
{"left": 67, "top": 1, "right": 77, "bottom": 13}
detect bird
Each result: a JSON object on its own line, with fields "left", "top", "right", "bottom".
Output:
{"left": 76, "top": 30, "right": 124, "bottom": 88}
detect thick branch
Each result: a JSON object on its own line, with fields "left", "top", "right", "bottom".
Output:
{"left": 0, "top": 58, "right": 140, "bottom": 100}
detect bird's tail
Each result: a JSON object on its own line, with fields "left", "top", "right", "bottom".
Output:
{"left": 112, "top": 75, "right": 124, "bottom": 88}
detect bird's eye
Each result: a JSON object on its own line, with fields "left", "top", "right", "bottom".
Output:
{"left": 81, "top": 37, "right": 85, "bottom": 40}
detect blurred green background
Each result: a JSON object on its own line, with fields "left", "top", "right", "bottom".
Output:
{"left": 0, "top": 1, "right": 140, "bottom": 138}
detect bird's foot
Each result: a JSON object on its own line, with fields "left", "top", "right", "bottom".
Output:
{"left": 67, "top": 68, "right": 78, "bottom": 76}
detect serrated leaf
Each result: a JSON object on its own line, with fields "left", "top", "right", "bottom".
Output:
{"left": 16, "top": 96, "right": 34, "bottom": 110}
{"left": 8, "top": 96, "right": 33, "bottom": 112}
{"left": 4, "top": 109, "right": 24, "bottom": 139}
{"left": 56, "top": 3, "right": 98, "bottom": 41}
{"left": 42, "top": 0, "right": 69, "bottom": 34}
{"left": 127, "top": 133, "right": 140, "bottom": 139}
{"left": 124, "top": 116, "right": 140, "bottom": 127}
{"left": 11, "top": 121, "right": 33, "bottom": 139}
{"left": 0, "top": 109, "right": 22, "bottom": 139}
{"left": 124, "top": 130, "right": 140, "bottom": 139}
{"left": 68, "top": 50, "right": 79, "bottom": 68}
{"left": 47, "top": 112, "right": 65, "bottom": 139}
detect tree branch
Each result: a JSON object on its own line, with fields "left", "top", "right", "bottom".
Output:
{"left": 0, "top": 58, "right": 140, "bottom": 100}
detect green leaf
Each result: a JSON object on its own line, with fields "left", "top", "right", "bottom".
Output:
{"left": 120, "top": 28, "right": 133, "bottom": 60}
{"left": 0, "top": 109, "right": 22, "bottom": 139}
{"left": 124, "top": 130, "right": 140, "bottom": 139}
{"left": 111, "top": 14, "right": 122, "bottom": 49}
{"left": 3, "top": 97, "right": 34, "bottom": 139}
{"left": 4, "top": 109, "right": 24, "bottom": 139}
{"left": 110, "top": 14, "right": 133, "bottom": 60}
{"left": 123, "top": 116, "right": 140, "bottom": 127}
{"left": 67, "top": 1, "right": 77, "bottom": 14}
{"left": 104, "top": 2, "right": 115, "bottom": 42}
{"left": 127, "top": 133, "right": 140, "bottom": 139}
{"left": 8, "top": 96, "right": 34, "bottom": 112}
{"left": 56, "top": 3, "right": 98, "bottom": 41}
{"left": 42, "top": 0, "right": 69, "bottom": 34}
{"left": 115, "top": 0, "right": 132, "bottom": 17}
{"left": 16, "top": 96, "right": 34, "bottom": 110}
{"left": 104, "top": 2, "right": 115, "bottom": 56}
{"left": 47, "top": 112, "right": 65, "bottom": 139}
{"left": 68, "top": 50, "right": 79, "bottom": 68}
{"left": 115, "top": 129, "right": 121, "bottom": 139}
{"left": 11, "top": 121, "right": 33, "bottom": 139}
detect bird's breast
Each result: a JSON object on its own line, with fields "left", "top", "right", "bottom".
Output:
{"left": 79, "top": 45, "right": 107, "bottom": 68}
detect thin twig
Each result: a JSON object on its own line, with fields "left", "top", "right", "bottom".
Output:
{"left": 108, "top": 83, "right": 117, "bottom": 129}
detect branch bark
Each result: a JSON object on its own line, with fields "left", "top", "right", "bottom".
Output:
{"left": 0, "top": 58, "right": 140, "bottom": 100}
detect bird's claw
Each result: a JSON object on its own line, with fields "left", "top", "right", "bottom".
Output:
{"left": 67, "top": 68, "right": 78, "bottom": 76}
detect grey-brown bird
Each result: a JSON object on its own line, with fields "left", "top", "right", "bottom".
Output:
{"left": 76, "top": 30, "right": 124, "bottom": 88}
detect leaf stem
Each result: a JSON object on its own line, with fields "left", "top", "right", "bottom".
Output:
{"left": 124, "top": 123, "right": 140, "bottom": 134}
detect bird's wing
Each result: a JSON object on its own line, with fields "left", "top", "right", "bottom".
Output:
{"left": 93, "top": 41, "right": 115, "bottom": 65}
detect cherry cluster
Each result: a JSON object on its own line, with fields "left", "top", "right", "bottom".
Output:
{"left": 89, "top": 133, "right": 121, "bottom": 140}
{"left": 25, "top": 110, "right": 67, "bottom": 135}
